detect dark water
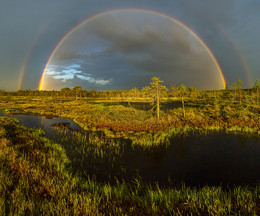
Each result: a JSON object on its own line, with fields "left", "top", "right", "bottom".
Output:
{"left": 1, "top": 111, "right": 260, "bottom": 187}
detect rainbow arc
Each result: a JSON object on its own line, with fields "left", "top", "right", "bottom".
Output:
{"left": 38, "top": 9, "right": 227, "bottom": 90}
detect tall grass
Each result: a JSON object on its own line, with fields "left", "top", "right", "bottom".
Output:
{"left": 1, "top": 116, "right": 260, "bottom": 215}
{"left": 0, "top": 95, "right": 259, "bottom": 138}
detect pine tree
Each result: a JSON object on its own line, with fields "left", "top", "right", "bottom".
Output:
{"left": 150, "top": 77, "right": 167, "bottom": 120}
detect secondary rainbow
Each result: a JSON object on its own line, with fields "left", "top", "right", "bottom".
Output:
{"left": 39, "top": 8, "right": 226, "bottom": 90}
{"left": 18, "top": 5, "right": 75, "bottom": 90}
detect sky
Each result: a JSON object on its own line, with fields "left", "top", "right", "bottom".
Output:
{"left": 0, "top": 0, "right": 259, "bottom": 91}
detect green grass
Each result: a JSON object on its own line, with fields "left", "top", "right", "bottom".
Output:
{"left": 0, "top": 96, "right": 259, "bottom": 146}
{"left": 1, "top": 116, "right": 260, "bottom": 215}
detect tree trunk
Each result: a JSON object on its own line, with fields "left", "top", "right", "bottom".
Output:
{"left": 157, "top": 94, "right": 160, "bottom": 120}
{"left": 182, "top": 96, "right": 185, "bottom": 118}
{"left": 239, "top": 89, "right": 241, "bottom": 105}
{"left": 257, "top": 88, "right": 259, "bottom": 105}
{"left": 156, "top": 84, "right": 160, "bottom": 120}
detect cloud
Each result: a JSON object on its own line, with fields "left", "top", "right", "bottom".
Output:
{"left": 179, "top": 0, "right": 260, "bottom": 86}
{"left": 48, "top": 12, "right": 222, "bottom": 90}
{"left": 3, "top": 0, "right": 258, "bottom": 90}
{"left": 43, "top": 74, "right": 112, "bottom": 90}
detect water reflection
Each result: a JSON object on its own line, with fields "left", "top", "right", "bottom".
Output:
{"left": 1, "top": 111, "right": 260, "bottom": 187}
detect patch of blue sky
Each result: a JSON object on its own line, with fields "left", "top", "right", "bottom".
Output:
{"left": 52, "top": 74, "right": 74, "bottom": 80}
{"left": 70, "top": 64, "right": 81, "bottom": 69}
{"left": 77, "top": 74, "right": 111, "bottom": 85}
{"left": 46, "top": 63, "right": 82, "bottom": 79}
{"left": 52, "top": 69, "right": 79, "bottom": 80}
{"left": 77, "top": 75, "right": 91, "bottom": 81}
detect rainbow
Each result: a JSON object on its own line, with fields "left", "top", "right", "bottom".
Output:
{"left": 18, "top": 36, "right": 39, "bottom": 90}
{"left": 38, "top": 8, "right": 226, "bottom": 90}
{"left": 17, "top": 5, "right": 73, "bottom": 90}
{"left": 183, "top": 0, "right": 252, "bottom": 87}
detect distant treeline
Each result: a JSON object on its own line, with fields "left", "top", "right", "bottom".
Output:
{"left": 0, "top": 79, "right": 259, "bottom": 104}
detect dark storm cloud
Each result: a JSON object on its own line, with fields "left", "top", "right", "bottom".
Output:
{"left": 51, "top": 14, "right": 220, "bottom": 89}
{"left": 55, "top": 50, "right": 85, "bottom": 61}
{"left": 180, "top": 0, "right": 260, "bottom": 86}
{"left": 86, "top": 15, "right": 191, "bottom": 54}
{"left": 0, "top": 0, "right": 260, "bottom": 90}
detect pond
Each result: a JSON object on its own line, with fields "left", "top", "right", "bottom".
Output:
{"left": 1, "top": 111, "right": 260, "bottom": 187}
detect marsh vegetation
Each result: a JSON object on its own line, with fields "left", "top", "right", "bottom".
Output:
{"left": 1, "top": 111, "right": 260, "bottom": 187}
{"left": 1, "top": 116, "right": 260, "bottom": 215}
{"left": 0, "top": 78, "right": 260, "bottom": 215}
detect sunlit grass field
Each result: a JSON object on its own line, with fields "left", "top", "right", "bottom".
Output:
{"left": 0, "top": 88, "right": 259, "bottom": 215}
{"left": 1, "top": 116, "right": 260, "bottom": 215}
{"left": 0, "top": 93, "right": 259, "bottom": 139}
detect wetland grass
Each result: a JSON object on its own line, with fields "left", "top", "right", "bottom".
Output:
{"left": 0, "top": 94, "right": 259, "bottom": 139}
{"left": 0, "top": 89, "right": 259, "bottom": 215}
{"left": 1, "top": 116, "right": 260, "bottom": 215}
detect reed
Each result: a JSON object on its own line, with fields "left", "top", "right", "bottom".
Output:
{"left": 0, "top": 95, "right": 259, "bottom": 138}
{"left": 1, "top": 116, "right": 260, "bottom": 215}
